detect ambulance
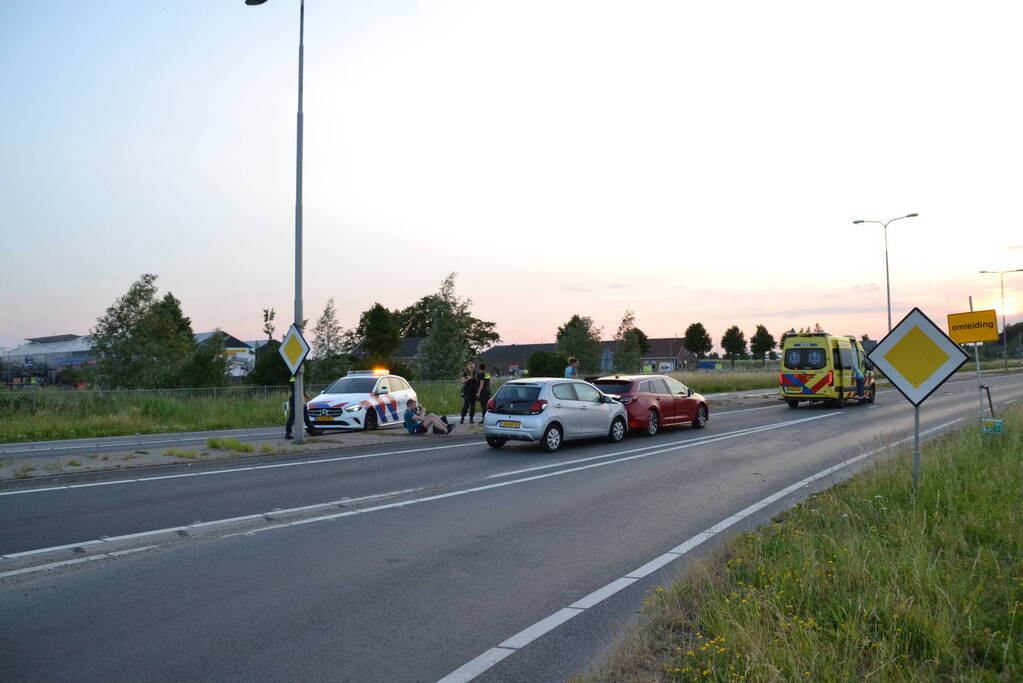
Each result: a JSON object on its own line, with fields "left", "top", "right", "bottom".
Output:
{"left": 778, "top": 332, "right": 876, "bottom": 408}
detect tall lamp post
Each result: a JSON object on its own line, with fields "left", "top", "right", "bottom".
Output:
{"left": 852, "top": 213, "right": 919, "bottom": 333}
{"left": 246, "top": 0, "right": 306, "bottom": 442}
{"left": 979, "top": 268, "right": 1023, "bottom": 374}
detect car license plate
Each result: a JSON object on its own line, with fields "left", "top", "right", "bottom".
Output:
{"left": 786, "top": 386, "right": 803, "bottom": 393}
{"left": 498, "top": 420, "right": 521, "bottom": 428}
{"left": 315, "top": 415, "right": 334, "bottom": 422}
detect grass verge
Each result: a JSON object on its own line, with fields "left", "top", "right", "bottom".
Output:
{"left": 206, "top": 437, "right": 254, "bottom": 453}
{"left": 588, "top": 406, "right": 1023, "bottom": 681}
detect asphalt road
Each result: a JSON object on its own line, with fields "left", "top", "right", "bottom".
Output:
{"left": 1, "top": 374, "right": 1021, "bottom": 682}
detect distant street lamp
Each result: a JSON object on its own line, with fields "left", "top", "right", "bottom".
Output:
{"left": 246, "top": 0, "right": 307, "bottom": 442}
{"left": 979, "top": 268, "right": 1023, "bottom": 374}
{"left": 852, "top": 213, "right": 919, "bottom": 333}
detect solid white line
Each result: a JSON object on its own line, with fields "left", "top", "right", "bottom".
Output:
{"left": 498, "top": 608, "right": 582, "bottom": 649}
{"left": 569, "top": 577, "right": 637, "bottom": 609}
{"left": 0, "top": 545, "right": 159, "bottom": 579}
{"left": 486, "top": 413, "right": 842, "bottom": 480}
{"left": 436, "top": 648, "right": 516, "bottom": 683}
{"left": 0, "top": 442, "right": 478, "bottom": 497}
{"left": 436, "top": 415, "right": 966, "bottom": 682}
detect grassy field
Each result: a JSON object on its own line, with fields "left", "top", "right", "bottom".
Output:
{"left": 588, "top": 406, "right": 1022, "bottom": 682}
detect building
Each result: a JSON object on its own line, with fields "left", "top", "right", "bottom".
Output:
{"left": 195, "top": 331, "right": 255, "bottom": 378}
{"left": 480, "top": 338, "right": 698, "bottom": 376}
{"left": 1, "top": 334, "right": 97, "bottom": 372}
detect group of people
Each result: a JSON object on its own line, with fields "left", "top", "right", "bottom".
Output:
{"left": 459, "top": 361, "right": 492, "bottom": 424}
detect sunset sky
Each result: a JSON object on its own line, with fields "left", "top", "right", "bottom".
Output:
{"left": 2, "top": 1, "right": 1021, "bottom": 353}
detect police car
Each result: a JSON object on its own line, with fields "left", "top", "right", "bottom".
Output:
{"left": 305, "top": 369, "right": 417, "bottom": 434}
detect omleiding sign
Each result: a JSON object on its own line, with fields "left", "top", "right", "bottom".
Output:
{"left": 947, "top": 309, "right": 999, "bottom": 344}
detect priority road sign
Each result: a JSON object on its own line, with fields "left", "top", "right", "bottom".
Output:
{"left": 278, "top": 323, "right": 310, "bottom": 376}
{"left": 867, "top": 307, "right": 969, "bottom": 407}
{"left": 947, "top": 309, "right": 999, "bottom": 344}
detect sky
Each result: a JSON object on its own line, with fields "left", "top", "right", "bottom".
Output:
{"left": 2, "top": 1, "right": 1022, "bottom": 353}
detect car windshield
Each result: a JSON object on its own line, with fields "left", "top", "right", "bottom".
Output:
{"left": 783, "top": 348, "right": 828, "bottom": 370}
{"left": 592, "top": 380, "right": 633, "bottom": 395}
{"left": 324, "top": 377, "right": 377, "bottom": 394}
{"left": 492, "top": 384, "right": 541, "bottom": 415}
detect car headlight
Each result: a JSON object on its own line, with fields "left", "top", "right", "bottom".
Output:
{"left": 344, "top": 404, "right": 364, "bottom": 412}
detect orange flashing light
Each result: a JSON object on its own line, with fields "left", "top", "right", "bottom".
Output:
{"left": 372, "top": 368, "right": 389, "bottom": 375}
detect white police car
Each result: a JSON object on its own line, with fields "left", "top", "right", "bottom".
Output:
{"left": 305, "top": 370, "right": 417, "bottom": 434}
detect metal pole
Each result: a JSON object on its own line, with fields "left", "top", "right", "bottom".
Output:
{"left": 1000, "top": 272, "right": 1008, "bottom": 375}
{"left": 912, "top": 404, "right": 921, "bottom": 490}
{"left": 884, "top": 221, "right": 892, "bottom": 333}
{"left": 293, "top": 0, "right": 305, "bottom": 443}
{"left": 970, "top": 296, "right": 984, "bottom": 426}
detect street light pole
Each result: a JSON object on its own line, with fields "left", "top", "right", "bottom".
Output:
{"left": 980, "top": 269, "right": 1023, "bottom": 374}
{"left": 247, "top": 0, "right": 306, "bottom": 443}
{"left": 852, "top": 213, "right": 919, "bottom": 333}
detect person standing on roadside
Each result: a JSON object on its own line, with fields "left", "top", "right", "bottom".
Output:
{"left": 564, "top": 357, "right": 580, "bottom": 379}
{"left": 477, "top": 362, "right": 492, "bottom": 421}
{"left": 460, "top": 361, "right": 479, "bottom": 423}
{"left": 285, "top": 377, "right": 309, "bottom": 439}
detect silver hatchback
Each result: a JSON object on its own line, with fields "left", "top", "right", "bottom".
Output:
{"left": 483, "top": 378, "right": 629, "bottom": 452}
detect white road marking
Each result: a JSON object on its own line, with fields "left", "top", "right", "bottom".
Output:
{"left": 487, "top": 413, "right": 841, "bottom": 479}
{"left": 437, "top": 416, "right": 965, "bottom": 682}
{"left": 0, "top": 545, "right": 158, "bottom": 579}
{"left": 0, "top": 442, "right": 478, "bottom": 497}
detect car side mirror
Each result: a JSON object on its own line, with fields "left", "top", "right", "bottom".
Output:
{"left": 687, "top": 388, "right": 694, "bottom": 396}
{"left": 376, "top": 387, "right": 389, "bottom": 395}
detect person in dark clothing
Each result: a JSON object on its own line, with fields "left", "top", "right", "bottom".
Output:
{"left": 460, "top": 361, "right": 479, "bottom": 423}
{"left": 477, "top": 362, "right": 492, "bottom": 421}
{"left": 285, "top": 378, "right": 309, "bottom": 439}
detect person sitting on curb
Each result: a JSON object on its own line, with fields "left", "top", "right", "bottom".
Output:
{"left": 403, "top": 398, "right": 456, "bottom": 435}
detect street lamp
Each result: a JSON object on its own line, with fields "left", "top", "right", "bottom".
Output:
{"left": 979, "top": 268, "right": 1023, "bottom": 374}
{"left": 247, "top": 0, "right": 306, "bottom": 442}
{"left": 852, "top": 213, "right": 919, "bottom": 333}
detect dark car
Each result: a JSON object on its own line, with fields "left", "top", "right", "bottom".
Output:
{"left": 592, "top": 375, "right": 708, "bottom": 436}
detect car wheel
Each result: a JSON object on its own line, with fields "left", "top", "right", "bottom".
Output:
{"left": 866, "top": 385, "right": 876, "bottom": 404}
{"left": 364, "top": 409, "right": 379, "bottom": 431}
{"left": 541, "top": 424, "right": 563, "bottom": 452}
{"left": 786, "top": 399, "right": 799, "bottom": 408}
{"left": 306, "top": 426, "right": 323, "bottom": 436}
{"left": 835, "top": 394, "right": 845, "bottom": 409}
{"left": 692, "top": 404, "right": 708, "bottom": 429}
{"left": 486, "top": 436, "right": 507, "bottom": 449}
{"left": 645, "top": 409, "right": 659, "bottom": 437}
{"left": 609, "top": 417, "right": 626, "bottom": 443}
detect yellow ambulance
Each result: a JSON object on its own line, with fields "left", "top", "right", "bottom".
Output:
{"left": 778, "top": 332, "right": 875, "bottom": 408}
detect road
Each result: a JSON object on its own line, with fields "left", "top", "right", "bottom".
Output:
{"left": 1, "top": 374, "right": 1021, "bottom": 682}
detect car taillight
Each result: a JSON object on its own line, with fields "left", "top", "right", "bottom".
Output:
{"left": 486, "top": 398, "right": 495, "bottom": 411}
{"left": 529, "top": 400, "right": 548, "bottom": 415}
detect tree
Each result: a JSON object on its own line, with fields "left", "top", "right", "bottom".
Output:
{"left": 415, "top": 284, "right": 469, "bottom": 380}
{"left": 683, "top": 322, "right": 713, "bottom": 359}
{"left": 527, "top": 350, "right": 569, "bottom": 378}
{"left": 262, "top": 308, "right": 276, "bottom": 341}
{"left": 139, "top": 292, "right": 197, "bottom": 387}
{"left": 395, "top": 274, "right": 501, "bottom": 354}
{"left": 307, "top": 299, "right": 349, "bottom": 383}
{"left": 91, "top": 274, "right": 160, "bottom": 388}
{"left": 556, "top": 314, "right": 602, "bottom": 374}
{"left": 361, "top": 303, "right": 401, "bottom": 362}
{"left": 247, "top": 341, "right": 292, "bottom": 386}
{"left": 721, "top": 326, "right": 747, "bottom": 369}
{"left": 749, "top": 325, "right": 777, "bottom": 365}
{"left": 180, "top": 331, "right": 230, "bottom": 387}
{"left": 612, "top": 311, "right": 643, "bottom": 373}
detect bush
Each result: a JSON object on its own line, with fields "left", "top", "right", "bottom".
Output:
{"left": 527, "top": 350, "right": 568, "bottom": 378}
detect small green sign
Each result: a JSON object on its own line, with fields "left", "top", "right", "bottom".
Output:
{"left": 980, "top": 418, "right": 1004, "bottom": 434}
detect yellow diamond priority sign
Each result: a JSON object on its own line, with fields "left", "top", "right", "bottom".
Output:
{"left": 279, "top": 323, "right": 310, "bottom": 376}
{"left": 867, "top": 308, "right": 969, "bottom": 406}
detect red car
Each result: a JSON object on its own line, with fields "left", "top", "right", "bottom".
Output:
{"left": 592, "top": 375, "right": 709, "bottom": 436}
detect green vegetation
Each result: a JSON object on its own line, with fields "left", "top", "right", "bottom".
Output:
{"left": 206, "top": 437, "right": 255, "bottom": 453}
{"left": 590, "top": 407, "right": 1023, "bottom": 682}
{"left": 0, "top": 390, "right": 286, "bottom": 443}
{"left": 557, "top": 314, "right": 603, "bottom": 375}
{"left": 165, "top": 447, "right": 202, "bottom": 459}
{"left": 673, "top": 372, "right": 777, "bottom": 395}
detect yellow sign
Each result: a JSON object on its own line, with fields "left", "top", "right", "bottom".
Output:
{"left": 867, "top": 308, "right": 969, "bottom": 406}
{"left": 278, "top": 323, "right": 310, "bottom": 376}
{"left": 947, "top": 309, "right": 999, "bottom": 344}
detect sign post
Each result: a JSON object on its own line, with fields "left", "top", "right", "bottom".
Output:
{"left": 947, "top": 305, "right": 999, "bottom": 428}
{"left": 279, "top": 323, "right": 311, "bottom": 443}
{"left": 868, "top": 308, "right": 969, "bottom": 490}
